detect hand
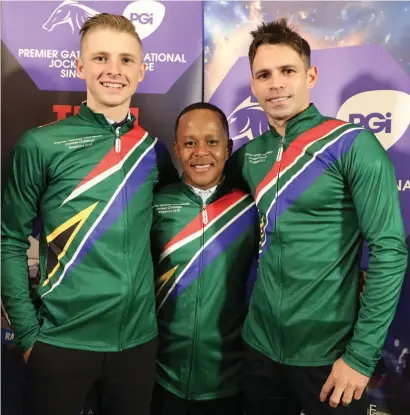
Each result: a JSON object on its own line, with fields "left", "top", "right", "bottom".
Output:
{"left": 23, "top": 345, "right": 34, "bottom": 363}
{"left": 320, "top": 358, "right": 369, "bottom": 408}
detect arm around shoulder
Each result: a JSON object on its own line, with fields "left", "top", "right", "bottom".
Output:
{"left": 155, "top": 140, "right": 179, "bottom": 190}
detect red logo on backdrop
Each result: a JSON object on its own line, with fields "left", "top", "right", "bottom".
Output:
{"left": 52, "top": 105, "right": 139, "bottom": 122}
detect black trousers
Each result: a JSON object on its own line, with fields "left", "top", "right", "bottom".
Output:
{"left": 23, "top": 338, "right": 157, "bottom": 415}
{"left": 242, "top": 343, "right": 368, "bottom": 415}
{"left": 151, "top": 383, "right": 243, "bottom": 415}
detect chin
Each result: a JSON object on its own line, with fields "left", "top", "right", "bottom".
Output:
{"left": 187, "top": 175, "right": 215, "bottom": 189}
{"left": 269, "top": 109, "right": 295, "bottom": 122}
{"left": 100, "top": 96, "right": 130, "bottom": 108}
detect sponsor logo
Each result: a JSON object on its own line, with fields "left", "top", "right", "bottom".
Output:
{"left": 227, "top": 97, "right": 268, "bottom": 150}
{"left": 123, "top": 0, "right": 166, "bottom": 40}
{"left": 337, "top": 90, "right": 410, "bottom": 150}
{"left": 349, "top": 112, "right": 392, "bottom": 134}
{"left": 43, "top": 0, "right": 99, "bottom": 34}
{"left": 2, "top": 0, "right": 201, "bottom": 92}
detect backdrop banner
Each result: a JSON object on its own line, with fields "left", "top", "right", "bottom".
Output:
{"left": 1, "top": 1, "right": 410, "bottom": 415}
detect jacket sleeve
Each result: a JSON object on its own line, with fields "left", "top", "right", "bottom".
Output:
{"left": 340, "top": 129, "right": 407, "bottom": 377}
{"left": 1, "top": 132, "right": 47, "bottom": 352}
{"left": 155, "top": 140, "right": 179, "bottom": 190}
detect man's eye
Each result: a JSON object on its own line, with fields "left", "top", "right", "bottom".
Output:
{"left": 208, "top": 140, "right": 218, "bottom": 145}
{"left": 258, "top": 73, "right": 268, "bottom": 79}
{"left": 123, "top": 58, "right": 133, "bottom": 64}
{"left": 185, "top": 141, "right": 195, "bottom": 147}
{"left": 94, "top": 56, "right": 106, "bottom": 62}
{"left": 284, "top": 69, "right": 295, "bottom": 75}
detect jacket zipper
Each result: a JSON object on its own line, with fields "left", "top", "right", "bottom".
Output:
{"left": 202, "top": 201, "right": 208, "bottom": 225}
{"left": 186, "top": 198, "right": 208, "bottom": 398}
{"left": 275, "top": 136, "right": 285, "bottom": 362}
{"left": 115, "top": 126, "right": 121, "bottom": 153}
{"left": 115, "top": 125, "right": 129, "bottom": 351}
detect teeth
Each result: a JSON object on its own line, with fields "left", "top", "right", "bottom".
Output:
{"left": 102, "top": 82, "right": 123, "bottom": 89}
{"left": 270, "top": 97, "right": 288, "bottom": 103}
{"left": 193, "top": 164, "right": 211, "bottom": 170}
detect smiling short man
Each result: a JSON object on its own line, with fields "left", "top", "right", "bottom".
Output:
{"left": 150, "top": 102, "right": 259, "bottom": 415}
{"left": 1, "top": 13, "right": 177, "bottom": 415}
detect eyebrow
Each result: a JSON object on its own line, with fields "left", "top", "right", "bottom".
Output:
{"left": 279, "top": 65, "right": 298, "bottom": 70}
{"left": 91, "top": 51, "right": 138, "bottom": 58}
{"left": 181, "top": 134, "right": 219, "bottom": 140}
{"left": 254, "top": 65, "right": 298, "bottom": 76}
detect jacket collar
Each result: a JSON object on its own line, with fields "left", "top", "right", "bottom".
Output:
{"left": 76, "top": 102, "right": 136, "bottom": 131}
{"left": 179, "top": 177, "right": 230, "bottom": 205}
{"left": 268, "top": 103, "right": 322, "bottom": 140}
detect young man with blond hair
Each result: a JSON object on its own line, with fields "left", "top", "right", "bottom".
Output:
{"left": 1, "top": 13, "right": 177, "bottom": 415}
{"left": 227, "top": 18, "right": 407, "bottom": 415}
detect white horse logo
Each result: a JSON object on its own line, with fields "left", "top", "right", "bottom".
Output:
{"left": 228, "top": 96, "right": 268, "bottom": 149}
{"left": 43, "top": 0, "right": 99, "bottom": 34}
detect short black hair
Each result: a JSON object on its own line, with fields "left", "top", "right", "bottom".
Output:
{"left": 249, "top": 18, "right": 311, "bottom": 70}
{"left": 175, "top": 102, "right": 229, "bottom": 139}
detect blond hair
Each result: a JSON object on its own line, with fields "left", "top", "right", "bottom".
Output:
{"left": 79, "top": 13, "right": 143, "bottom": 54}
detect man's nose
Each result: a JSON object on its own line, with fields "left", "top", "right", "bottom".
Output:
{"left": 193, "top": 141, "right": 209, "bottom": 155}
{"left": 268, "top": 73, "right": 285, "bottom": 90}
{"left": 106, "top": 59, "right": 121, "bottom": 76}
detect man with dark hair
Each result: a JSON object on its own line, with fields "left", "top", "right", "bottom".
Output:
{"left": 151, "top": 102, "right": 259, "bottom": 415}
{"left": 227, "top": 18, "right": 407, "bottom": 414}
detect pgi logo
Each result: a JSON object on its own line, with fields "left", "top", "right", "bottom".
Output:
{"left": 337, "top": 90, "right": 410, "bottom": 150}
{"left": 130, "top": 12, "right": 153, "bottom": 25}
{"left": 123, "top": 0, "right": 165, "bottom": 40}
{"left": 349, "top": 112, "right": 392, "bottom": 134}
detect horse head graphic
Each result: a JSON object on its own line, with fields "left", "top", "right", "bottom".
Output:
{"left": 228, "top": 96, "right": 268, "bottom": 150}
{"left": 43, "top": 0, "right": 99, "bottom": 34}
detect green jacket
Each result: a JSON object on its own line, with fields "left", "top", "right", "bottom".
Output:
{"left": 151, "top": 180, "right": 258, "bottom": 400}
{"left": 227, "top": 104, "right": 407, "bottom": 377}
{"left": 1, "top": 103, "right": 178, "bottom": 352}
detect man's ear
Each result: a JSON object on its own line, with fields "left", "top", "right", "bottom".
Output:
{"left": 173, "top": 141, "right": 180, "bottom": 161}
{"left": 227, "top": 138, "right": 233, "bottom": 158}
{"left": 138, "top": 62, "right": 146, "bottom": 83}
{"left": 250, "top": 75, "right": 256, "bottom": 98}
{"left": 307, "top": 65, "right": 318, "bottom": 89}
{"left": 76, "top": 58, "right": 86, "bottom": 80}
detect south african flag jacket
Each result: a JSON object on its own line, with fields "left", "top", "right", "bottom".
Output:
{"left": 227, "top": 104, "right": 407, "bottom": 378}
{"left": 1, "top": 103, "right": 178, "bottom": 352}
{"left": 151, "top": 180, "right": 258, "bottom": 400}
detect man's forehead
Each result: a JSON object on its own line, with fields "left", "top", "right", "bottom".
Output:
{"left": 180, "top": 112, "right": 223, "bottom": 130}
{"left": 254, "top": 44, "right": 301, "bottom": 63}
{"left": 177, "top": 115, "right": 226, "bottom": 139}
{"left": 182, "top": 109, "right": 221, "bottom": 122}
{"left": 81, "top": 30, "right": 141, "bottom": 54}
